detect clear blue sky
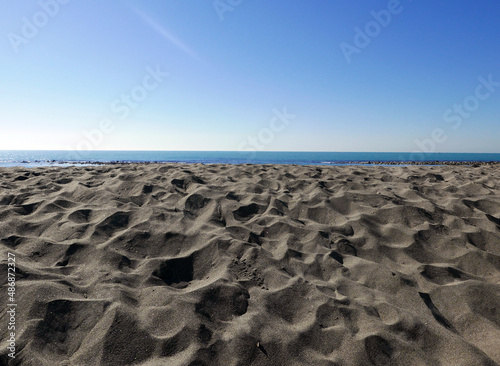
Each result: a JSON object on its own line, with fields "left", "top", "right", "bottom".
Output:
{"left": 1, "top": 0, "right": 499, "bottom": 152}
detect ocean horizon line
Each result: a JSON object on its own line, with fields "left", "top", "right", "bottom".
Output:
{"left": 1, "top": 150, "right": 500, "bottom": 168}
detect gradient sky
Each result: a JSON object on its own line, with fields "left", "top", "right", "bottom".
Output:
{"left": 1, "top": 0, "right": 499, "bottom": 152}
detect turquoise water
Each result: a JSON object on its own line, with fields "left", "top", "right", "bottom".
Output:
{"left": 0, "top": 150, "right": 499, "bottom": 167}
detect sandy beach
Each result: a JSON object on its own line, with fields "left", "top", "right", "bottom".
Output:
{"left": 1, "top": 163, "right": 499, "bottom": 366}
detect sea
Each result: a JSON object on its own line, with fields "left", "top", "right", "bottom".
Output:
{"left": 0, "top": 150, "right": 499, "bottom": 168}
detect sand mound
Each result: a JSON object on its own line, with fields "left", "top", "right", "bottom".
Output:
{"left": 1, "top": 164, "right": 499, "bottom": 365}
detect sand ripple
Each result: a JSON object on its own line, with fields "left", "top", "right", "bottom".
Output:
{"left": 1, "top": 164, "right": 499, "bottom": 365}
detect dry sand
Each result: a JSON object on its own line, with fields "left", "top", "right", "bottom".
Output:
{"left": 0, "top": 163, "right": 499, "bottom": 366}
